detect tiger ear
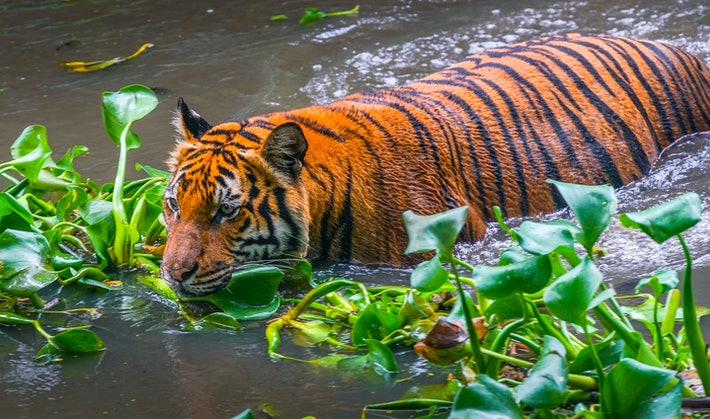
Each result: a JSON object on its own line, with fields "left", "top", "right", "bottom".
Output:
{"left": 174, "top": 97, "right": 212, "bottom": 143}
{"left": 262, "top": 123, "right": 308, "bottom": 180}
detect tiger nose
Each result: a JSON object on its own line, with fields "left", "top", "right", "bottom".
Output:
{"left": 164, "top": 262, "right": 199, "bottom": 282}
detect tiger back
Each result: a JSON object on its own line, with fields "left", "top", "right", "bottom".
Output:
{"left": 162, "top": 33, "right": 710, "bottom": 296}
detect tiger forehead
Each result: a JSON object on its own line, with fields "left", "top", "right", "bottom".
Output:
{"left": 170, "top": 150, "right": 246, "bottom": 206}
{"left": 200, "top": 122, "right": 264, "bottom": 149}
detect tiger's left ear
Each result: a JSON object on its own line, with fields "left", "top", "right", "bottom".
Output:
{"left": 262, "top": 123, "right": 308, "bottom": 180}
{"left": 174, "top": 97, "right": 212, "bottom": 143}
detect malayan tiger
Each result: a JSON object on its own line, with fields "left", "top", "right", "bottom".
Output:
{"left": 161, "top": 33, "right": 710, "bottom": 297}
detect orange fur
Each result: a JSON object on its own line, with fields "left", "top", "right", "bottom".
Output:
{"left": 161, "top": 34, "right": 710, "bottom": 296}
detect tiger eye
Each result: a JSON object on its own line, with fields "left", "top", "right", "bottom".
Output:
{"left": 217, "top": 203, "right": 240, "bottom": 221}
{"left": 166, "top": 197, "right": 179, "bottom": 213}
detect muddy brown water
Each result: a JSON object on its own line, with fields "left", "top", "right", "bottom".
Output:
{"left": 2, "top": 0, "right": 710, "bottom": 418}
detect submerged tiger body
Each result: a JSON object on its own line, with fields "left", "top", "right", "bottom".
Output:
{"left": 162, "top": 33, "right": 710, "bottom": 296}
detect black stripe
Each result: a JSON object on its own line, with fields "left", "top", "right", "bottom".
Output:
{"left": 604, "top": 38, "right": 676, "bottom": 143}
{"left": 273, "top": 187, "right": 303, "bottom": 251}
{"left": 572, "top": 38, "right": 663, "bottom": 151}
{"left": 526, "top": 46, "right": 647, "bottom": 180}
{"left": 337, "top": 169, "right": 354, "bottom": 260}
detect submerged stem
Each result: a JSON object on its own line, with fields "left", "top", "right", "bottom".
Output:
{"left": 450, "top": 256, "right": 486, "bottom": 373}
{"left": 678, "top": 234, "right": 710, "bottom": 395}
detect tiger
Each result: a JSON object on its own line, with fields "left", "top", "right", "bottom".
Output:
{"left": 161, "top": 33, "right": 710, "bottom": 297}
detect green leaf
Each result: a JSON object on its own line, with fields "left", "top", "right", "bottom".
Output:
{"left": 218, "top": 266, "right": 284, "bottom": 306}
{"left": 0, "top": 192, "right": 35, "bottom": 233}
{"left": 603, "top": 358, "right": 677, "bottom": 418}
{"left": 195, "top": 266, "right": 284, "bottom": 320}
{"left": 620, "top": 192, "right": 702, "bottom": 244}
{"left": 515, "top": 220, "right": 579, "bottom": 256}
{"left": 450, "top": 375, "right": 523, "bottom": 419}
{"left": 6, "top": 125, "right": 53, "bottom": 182}
{"left": 136, "top": 163, "right": 170, "bottom": 179}
{"left": 515, "top": 336, "right": 568, "bottom": 408}
{"left": 632, "top": 378, "right": 683, "bottom": 419}
{"left": 137, "top": 274, "right": 179, "bottom": 302}
{"left": 364, "top": 338, "right": 398, "bottom": 374}
{"left": 185, "top": 312, "right": 242, "bottom": 332}
{"left": 55, "top": 185, "right": 89, "bottom": 221}
{"left": 410, "top": 254, "right": 450, "bottom": 292}
{"left": 543, "top": 256, "right": 601, "bottom": 325}
{"left": 447, "top": 291, "right": 481, "bottom": 325}
{"left": 300, "top": 7, "right": 327, "bottom": 24}
{"left": 635, "top": 270, "right": 679, "bottom": 298}
{"left": 54, "top": 144, "right": 88, "bottom": 183}
{"left": 50, "top": 328, "right": 106, "bottom": 353}
{"left": 0, "top": 229, "right": 57, "bottom": 297}
{"left": 403, "top": 206, "right": 468, "bottom": 259}
{"left": 398, "top": 290, "right": 435, "bottom": 327}
{"left": 78, "top": 199, "right": 115, "bottom": 267}
{"left": 101, "top": 84, "right": 158, "bottom": 151}
{"left": 230, "top": 409, "right": 255, "bottom": 419}
{"left": 569, "top": 336, "right": 623, "bottom": 374}
{"left": 352, "top": 302, "right": 399, "bottom": 345}
{"left": 547, "top": 180, "right": 617, "bottom": 253}
{"left": 473, "top": 254, "right": 551, "bottom": 299}
{"left": 484, "top": 295, "right": 525, "bottom": 322}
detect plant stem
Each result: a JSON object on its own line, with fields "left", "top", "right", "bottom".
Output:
{"left": 112, "top": 123, "right": 133, "bottom": 266}
{"left": 678, "top": 234, "right": 710, "bottom": 395}
{"left": 527, "top": 299, "right": 577, "bottom": 359}
{"left": 584, "top": 324, "right": 606, "bottom": 412}
{"left": 450, "top": 257, "right": 486, "bottom": 373}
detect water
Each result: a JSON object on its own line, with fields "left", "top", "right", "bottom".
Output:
{"left": 1, "top": 0, "right": 710, "bottom": 418}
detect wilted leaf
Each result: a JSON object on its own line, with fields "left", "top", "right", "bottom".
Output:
{"left": 60, "top": 43, "right": 153, "bottom": 72}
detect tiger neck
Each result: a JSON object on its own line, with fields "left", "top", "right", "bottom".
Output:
{"left": 260, "top": 105, "right": 373, "bottom": 262}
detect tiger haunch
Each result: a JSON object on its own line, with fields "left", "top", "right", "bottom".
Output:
{"left": 162, "top": 33, "right": 710, "bottom": 296}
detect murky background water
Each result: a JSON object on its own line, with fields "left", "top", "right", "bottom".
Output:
{"left": 2, "top": 0, "right": 710, "bottom": 418}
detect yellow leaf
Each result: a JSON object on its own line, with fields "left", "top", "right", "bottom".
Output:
{"left": 59, "top": 43, "right": 154, "bottom": 72}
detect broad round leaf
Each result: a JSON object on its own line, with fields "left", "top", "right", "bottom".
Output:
{"left": 515, "top": 336, "right": 568, "bottom": 408}
{"left": 410, "top": 254, "right": 450, "bottom": 292}
{"left": 603, "top": 358, "right": 677, "bottom": 418}
{"left": 620, "top": 192, "right": 702, "bottom": 244}
{"left": 364, "top": 338, "right": 399, "bottom": 374}
{"left": 220, "top": 266, "right": 284, "bottom": 305}
{"left": 195, "top": 266, "right": 284, "bottom": 320}
{"left": 516, "top": 220, "right": 579, "bottom": 256}
{"left": 474, "top": 254, "right": 551, "bottom": 299}
{"left": 543, "top": 256, "right": 602, "bottom": 325}
{"left": 352, "top": 303, "right": 399, "bottom": 345}
{"left": 50, "top": 328, "right": 106, "bottom": 353}
{"left": 8, "top": 125, "right": 52, "bottom": 182}
{"left": 548, "top": 180, "right": 617, "bottom": 253}
{"left": 635, "top": 270, "right": 679, "bottom": 298}
{"left": 0, "top": 229, "right": 57, "bottom": 297}
{"left": 101, "top": 84, "right": 158, "bottom": 151}
{"left": 403, "top": 206, "right": 468, "bottom": 259}
{"left": 450, "top": 375, "right": 523, "bottom": 419}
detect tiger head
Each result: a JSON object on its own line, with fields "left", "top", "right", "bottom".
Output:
{"left": 160, "top": 98, "right": 310, "bottom": 297}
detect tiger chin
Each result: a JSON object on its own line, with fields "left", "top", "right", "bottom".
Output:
{"left": 161, "top": 33, "right": 710, "bottom": 297}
